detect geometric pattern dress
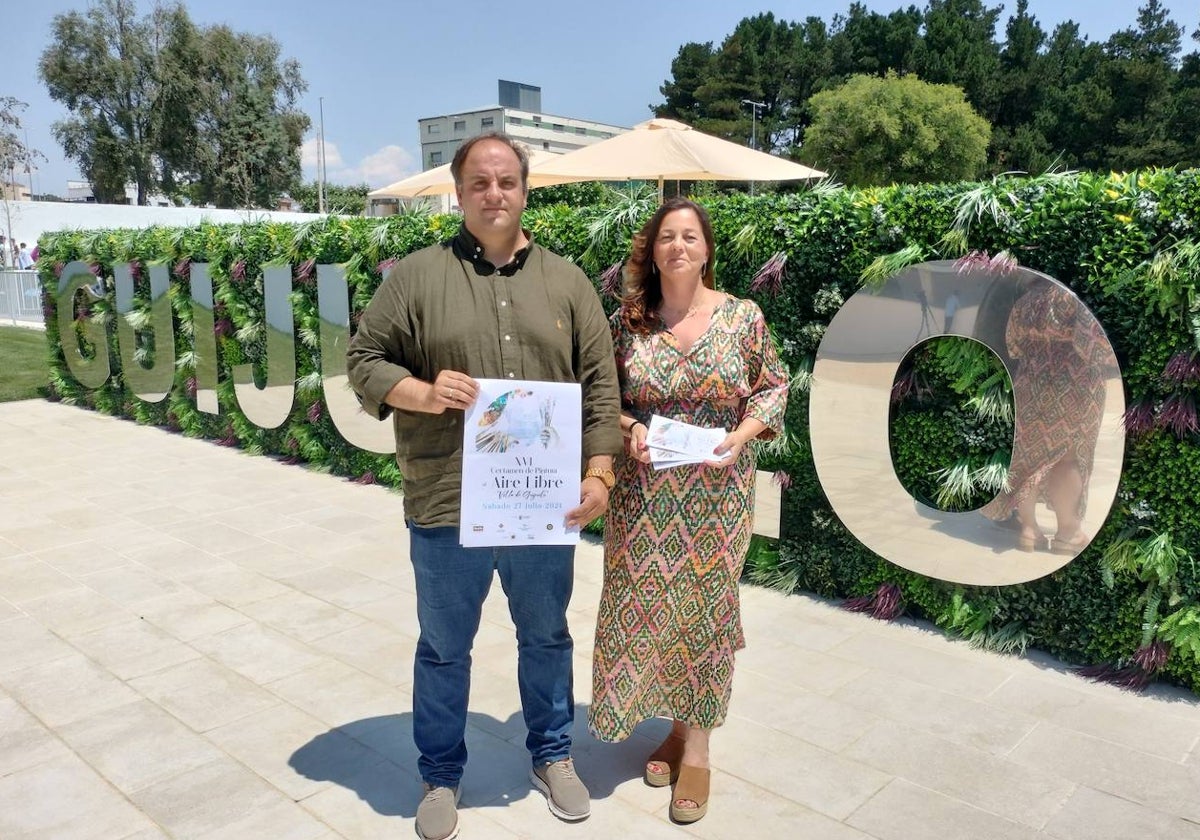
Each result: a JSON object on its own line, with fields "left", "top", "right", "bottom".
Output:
{"left": 589, "top": 295, "right": 788, "bottom": 742}
{"left": 979, "top": 281, "right": 1109, "bottom": 524}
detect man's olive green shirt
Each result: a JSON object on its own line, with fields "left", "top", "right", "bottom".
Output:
{"left": 346, "top": 227, "right": 622, "bottom": 527}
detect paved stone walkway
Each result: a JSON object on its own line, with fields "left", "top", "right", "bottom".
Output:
{"left": 1, "top": 399, "right": 1198, "bottom": 839}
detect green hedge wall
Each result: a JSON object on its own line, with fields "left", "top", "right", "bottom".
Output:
{"left": 37, "top": 169, "right": 1200, "bottom": 692}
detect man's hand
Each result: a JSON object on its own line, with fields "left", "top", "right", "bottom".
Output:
{"left": 383, "top": 371, "right": 479, "bottom": 415}
{"left": 566, "top": 477, "right": 608, "bottom": 529}
{"left": 424, "top": 371, "right": 479, "bottom": 414}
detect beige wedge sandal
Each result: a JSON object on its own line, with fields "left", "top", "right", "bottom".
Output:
{"left": 669, "top": 764, "right": 710, "bottom": 824}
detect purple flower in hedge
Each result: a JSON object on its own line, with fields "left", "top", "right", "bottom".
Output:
{"left": 295, "top": 258, "right": 316, "bottom": 285}
{"left": 750, "top": 251, "right": 787, "bottom": 296}
{"left": 231, "top": 260, "right": 247, "bottom": 283}
{"left": 1161, "top": 350, "right": 1200, "bottom": 386}
{"left": 1121, "top": 399, "right": 1156, "bottom": 436}
{"left": 376, "top": 257, "right": 398, "bottom": 276}
{"left": 1157, "top": 392, "right": 1199, "bottom": 437}
{"left": 890, "top": 368, "right": 929, "bottom": 404}
{"left": 129, "top": 260, "right": 142, "bottom": 280}
{"left": 353, "top": 471, "right": 377, "bottom": 485}
{"left": 88, "top": 263, "right": 101, "bottom": 276}
{"left": 216, "top": 426, "right": 238, "bottom": 447}
{"left": 173, "top": 258, "right": 191, "bottom": 279}
{"left": 772, "top": 470, "right": 792, "bottom": 489}
{"left": 954, "top": 250, "right": 992, "bottom": 274}
{"left": 53, "top": 261, "right": 65, "bottom": 278}
{"left": 1132, "top": 640, "right": 1170, "bottom": 672}
{"left": 988, "top": 250, "right": 1018, "bottom": 274}
{"left": 842, "top": 582, "right": 903, "bottom": 621}
{"left": 185, "top": 377, "right": 197, "bottom": 398}
{"left": 599, "top": 261, "right": 623, "bottom": 299}
{"left": 214, "top": 317, "right": 233, "bottom": 337}
{"left": 285, "top": 436, "right": 299, "bottom": 453}
{"left": 1077, "top": 661, "right": 1155, "bottom": 691}
{"left": 307, "top": 400, "right": 323, "bottom": 423}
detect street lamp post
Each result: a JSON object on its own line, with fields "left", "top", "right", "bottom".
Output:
{"left": 741, "top": 99, "right": 766, "bottom": 195}
{"left": 318, "top": 97, "right": 327, "bottom": 214}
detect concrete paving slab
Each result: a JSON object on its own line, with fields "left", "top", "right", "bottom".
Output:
{"left": 3, "top": 399, "right": 1200, "bottom": 839}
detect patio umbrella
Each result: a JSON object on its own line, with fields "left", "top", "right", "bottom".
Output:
{"left": 527, "top": 118, "right": 826, "bottom": 196}
{"left": 368, "top": 147, "right": 588, "bottom": 198}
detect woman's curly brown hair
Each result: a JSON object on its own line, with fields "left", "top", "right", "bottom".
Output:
{"left": 619, "top": 197, "right": 717, "bottom": 335}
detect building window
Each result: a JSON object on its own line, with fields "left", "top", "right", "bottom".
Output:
{"left": 575, "top": 126, "right": 586, "bottom": 135}
{"left": 481, "top": 116, "right": 494, "bottom": 128}
{"left": 427, "top": 123, "right": 440, "bottom": 135}
{"left": 430, "top": 150, "right": 443, "bottom": 165}
{"left": 552, "top": 123, "right": 564, "bottom": 132}
{"left": 454, "top": 120, "right": 466, "bottom": 132}
{"left": 532, "top": 115, "right": 541, "bottom": 123}
{"left": 508, "top": 116, "right": 523, "bottom": 126}
{"left": 543, "top": 141, "right": 550, "bottom": 150}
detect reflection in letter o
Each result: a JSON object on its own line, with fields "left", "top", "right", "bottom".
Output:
{"left": 57, "top": 261, "right": 111, "bottom": 390}
{"left": 809, "top": 261, "right": 1124, "bottom": 585}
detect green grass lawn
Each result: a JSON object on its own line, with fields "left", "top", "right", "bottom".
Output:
{"left": 0, "top": 325, "right": 51, "bottom": 402}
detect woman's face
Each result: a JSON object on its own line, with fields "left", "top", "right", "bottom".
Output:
{"left": 652, "top": 208, "right": 708, "bottom": 283}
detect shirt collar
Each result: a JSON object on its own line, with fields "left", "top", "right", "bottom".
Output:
{"left": 452, "top": 225, "right": 533, "bottom": 277}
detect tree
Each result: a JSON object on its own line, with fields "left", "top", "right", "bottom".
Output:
{"left": 910, "top": 0, "right": 1004, "bottom": 121}
{"left": 39, "top": 0, "right": 194, "bottom": 204}
{"left": 184, "top": 26, "right": 310, "bottom": 208}
{"left": 802, "top": 72, "right": 991, "bottom": 185}
{"left": 657, "top": 42, "right": 716, "bottom": 125}
{"left": 1167, "top": 25, "right": 1200, "bottom": 168}
{"left": 991, "top": 0, "right": 1050, "bottom": 172}
{"left": 657, "top": 15, "right": 797, "bottom": 150}
{"left": 829, "top": 3, "right": 921, "bottom": 78}
{"left": 1102, "top": 0, "right": 1186, "bottom": 168}
{"left": 290, "top": 181, "right": 369, "bottom": 215}
{"left": 1033, "top": 22, "right": 1112, "bottom": 171}
{"left": 39, "top": 0, "right": 309, "bottom": 208}
{"left": 0, "top": 97, "right": 46, "bottom": 250}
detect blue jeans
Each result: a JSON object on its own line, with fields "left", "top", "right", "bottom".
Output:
{"left": 408, "top": 522, "right": 576, "bottom": 788}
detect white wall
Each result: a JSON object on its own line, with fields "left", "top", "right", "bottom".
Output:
{"left": 1, "top": 201, "right": 329, "bottom": 251}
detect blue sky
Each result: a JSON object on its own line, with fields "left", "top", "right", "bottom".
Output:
{"left": 6, "top": 0, "right": 1195, "bottom": 195}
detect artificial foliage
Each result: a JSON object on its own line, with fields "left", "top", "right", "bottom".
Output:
{"left": 37, "top": 169, "right": 1200, "bottom": 693}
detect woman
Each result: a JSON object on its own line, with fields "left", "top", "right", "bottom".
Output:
{"left": 589, "top": 198, "right": 788, "bottom": 823}
{"left": 980, "top": 277, "right": 1109, "bottom": 553}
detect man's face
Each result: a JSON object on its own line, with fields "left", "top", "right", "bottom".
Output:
{"left": 455, "top": 140, "right": 527, "bottom": 238}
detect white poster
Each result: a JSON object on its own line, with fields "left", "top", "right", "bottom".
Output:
{"left": 459, "top": 379, "right": 582, "bottom": 547}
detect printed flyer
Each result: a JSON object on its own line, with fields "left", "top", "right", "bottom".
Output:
{"left": 459, "top": 379, "right": 582, "bottom": 546}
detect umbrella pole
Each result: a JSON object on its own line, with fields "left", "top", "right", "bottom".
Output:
{"left": 657, "top": 176, "right": 664, "bottom": 204}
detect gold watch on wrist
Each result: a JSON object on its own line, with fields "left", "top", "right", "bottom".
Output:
{"left": 583, "top": 467, "right": 616, "bottom": 489}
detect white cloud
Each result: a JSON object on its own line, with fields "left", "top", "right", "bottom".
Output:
{"left": 300, "top": 136, "right": 345, "bottom": 175}
{"left": 302, "top": 137, "right": 417, "bottom": 188}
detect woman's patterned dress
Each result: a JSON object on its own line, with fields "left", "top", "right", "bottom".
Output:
{"left": 589, "top": 295, "right": 788, "bottom": 741}
{"left": 980, "top": 281, "right": 1109, "bottom": 524}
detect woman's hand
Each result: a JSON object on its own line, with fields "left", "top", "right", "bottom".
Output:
{"left": 706, "top": 431, "right": 745, "bottom": 467}
{"left": 628, "top": 421, "right": 652, "bottom": 465}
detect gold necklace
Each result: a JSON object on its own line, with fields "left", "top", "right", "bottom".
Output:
{"left": 659, "top": 299, "right": 706, "bottom": 320}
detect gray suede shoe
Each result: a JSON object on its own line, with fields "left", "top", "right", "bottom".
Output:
{"left": 530, "top": 757, "right": 591, "bottom": 821}
{"left": 416, "top": 784, "right": 460, "bottom": 840}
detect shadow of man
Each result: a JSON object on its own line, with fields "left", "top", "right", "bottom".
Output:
{"left": 288, "top": 704, "right": 665, "bottom": 818}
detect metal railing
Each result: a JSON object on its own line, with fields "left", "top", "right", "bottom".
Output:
{"left": 0, "top": 270, "right": 44, "bottom": 327}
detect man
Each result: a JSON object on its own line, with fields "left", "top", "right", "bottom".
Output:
{"left": 17, "top": 242, "right": 33, "bottom": 270}
{"left": 346, "top": 132, "right": 621, "bottom": 840}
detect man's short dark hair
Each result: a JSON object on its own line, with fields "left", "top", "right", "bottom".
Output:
{"left": 450, "top": 132, "right": 530, "bottom": 190}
